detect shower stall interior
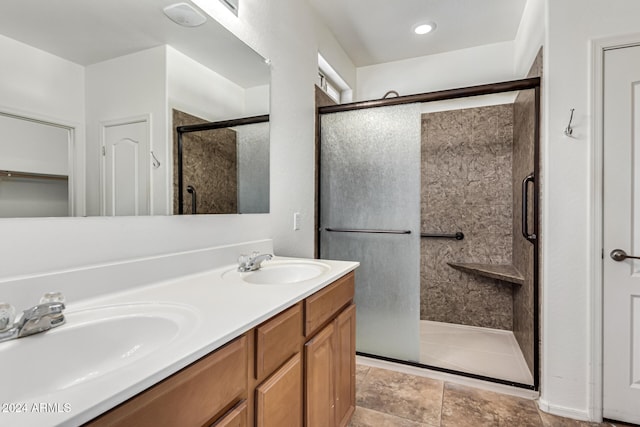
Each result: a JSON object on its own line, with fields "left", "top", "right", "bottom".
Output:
{"left": 317, "top": 77, "right": 540, "bottom": 389}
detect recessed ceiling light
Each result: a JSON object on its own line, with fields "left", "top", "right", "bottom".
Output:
{"left": 414, "top": 22, "right": 436, "bottom": 35}
{"left": 163, "top": 3, "right": 207, "bottom": 27}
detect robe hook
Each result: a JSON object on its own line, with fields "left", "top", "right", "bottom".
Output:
{"left": 564, "top": 108, "right": 575, "bottom": 137}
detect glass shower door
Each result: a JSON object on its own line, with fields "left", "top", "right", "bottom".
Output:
{"left": 319, "top": 104, "right": 421, "bottom": 362}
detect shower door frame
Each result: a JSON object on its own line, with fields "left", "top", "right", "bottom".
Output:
{"left": 316, "top": 77, "right": 541, "bottom": 391}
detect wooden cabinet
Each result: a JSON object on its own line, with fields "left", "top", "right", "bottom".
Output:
{"left": 86, "top": 335, "right": 248, "bottom": 427}
{"left": 86, "top": 271, "right": 355, "bottom": 427}
{"left": 254, "top": 303, "right": 304, "bottom": 427}
{"left": 305, "top": 272, "right": 356, "bottom": 427}
{"left": 334, "top": 304, "right": 356, "bottom": 427}
{"left": 255, "top": 353, "right": 303, "bottom": 427}
{"left": 305, "top": 322, "right": 336, "bottom": 427}
{"left": 305, "top": 304, "right": 356, "bottom": 427}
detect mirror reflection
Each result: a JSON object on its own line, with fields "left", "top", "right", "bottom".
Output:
{"left": 174, "top": 112, "right": 270, "bottom": 215}
{"left": 0, "top": 0, "right": 270, "bottom": 218}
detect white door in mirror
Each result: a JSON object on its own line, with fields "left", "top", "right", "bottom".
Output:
{"left": 101, "top": 118, "right": 150, "bottom": 216}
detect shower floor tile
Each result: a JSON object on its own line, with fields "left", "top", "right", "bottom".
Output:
{"left": 419, "top": 320, "right": 533, "bottom": 385}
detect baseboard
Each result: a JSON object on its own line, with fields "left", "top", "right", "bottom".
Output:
{"left": 537, "top": 398, "right": 593, "bottom": 422}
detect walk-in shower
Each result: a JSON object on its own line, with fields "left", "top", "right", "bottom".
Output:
{"left": 317, "top": 76, "right": 540, "bottom": 389}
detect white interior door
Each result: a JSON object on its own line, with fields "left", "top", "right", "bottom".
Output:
{"left": 101, "top": 118, "right": 150, "bottom": 216}
{"left": 603, "top": 44, "right": 640, "bottom": 424}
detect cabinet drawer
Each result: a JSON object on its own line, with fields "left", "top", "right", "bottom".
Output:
{"left": 86, "top": 335, "right": 248, "bottom": 427}
{"left": 211, "top": 400, "right": 247, "bottom": 427}
{"left": 305, "top": 272, "right": 354, "bottom": 337}
{"left": 256, "top": 302, "right": 302, "bottom": 381}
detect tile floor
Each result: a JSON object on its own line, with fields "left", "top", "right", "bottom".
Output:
{"left": 349, "top": 364, "right": 636, "bottom": 427}
{"left": 419, "top": 320, "right": 533, "bottom": 385}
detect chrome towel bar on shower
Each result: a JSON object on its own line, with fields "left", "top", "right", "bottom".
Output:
{"left": 325, "top": 228, "right": 412, "bottom": 235}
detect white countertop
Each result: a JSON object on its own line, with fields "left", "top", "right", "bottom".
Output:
{"left": 0, "top": 256, "right": 358, "bottom": 427}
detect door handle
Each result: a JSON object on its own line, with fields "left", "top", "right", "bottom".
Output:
{"left": 522, "top": 173, "right": 536, "bottom": 243}
{"left": 610, "top": 249, "right": 640, "bottom": 261}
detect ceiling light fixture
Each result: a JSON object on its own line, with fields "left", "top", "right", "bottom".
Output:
{"left": 163, "top": 3, "right": 207, "bottom": 27}
{"left": 414, "top": 22, "right": 436, "bottom": 35}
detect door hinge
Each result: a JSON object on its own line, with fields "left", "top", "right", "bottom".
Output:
{"left": 102, "top": 146, "right": 106, "bottom": 156}
{"left": 602, "top": 248, "right": 604, "bottom": 259}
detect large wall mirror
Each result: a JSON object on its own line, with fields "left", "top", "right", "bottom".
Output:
{"left": 0, "top": 0, "right": 270, "bottom": 218}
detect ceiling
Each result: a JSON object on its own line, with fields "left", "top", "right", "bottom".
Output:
{"left": 0, "top": 0, "right": 269, "bottom": 88}
{"left": 309, "top": 0, "right": 528, "bottom": 67}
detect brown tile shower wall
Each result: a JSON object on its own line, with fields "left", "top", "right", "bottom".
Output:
{"left": 420, "top": 105, "right": 514, "bottom": 330}
{"left": 512, "top": 49, "right": 543, "bottom": 374}
{"left": 172, "top": 110, "right": 238, "bottom": 214}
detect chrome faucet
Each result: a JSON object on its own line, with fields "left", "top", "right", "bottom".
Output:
{"left": 237, "top": 252, "right": 273, "bottom": 272}
{"left": 0, "top": 298, "right": 66, "bottom": 344}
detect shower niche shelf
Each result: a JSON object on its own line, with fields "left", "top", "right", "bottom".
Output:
{"left": 447, "top": 262, "right": 524, "bottom": 285}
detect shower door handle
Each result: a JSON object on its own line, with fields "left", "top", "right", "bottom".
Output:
{"left": 186, "top": 185, "right": 197, "bottom": 214}
{"left": 522, "top": 173, "right": 536, "bottom": 243}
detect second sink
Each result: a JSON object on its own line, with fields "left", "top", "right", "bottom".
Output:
{"left": 223, "top": 259, "right": 330, "bottom": 285}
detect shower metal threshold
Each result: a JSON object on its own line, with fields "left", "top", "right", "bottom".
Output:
{"left": 356, "top": 351, "right": 536, "bottom": 391}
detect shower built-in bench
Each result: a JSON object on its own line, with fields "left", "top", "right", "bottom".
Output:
{"left": 447, "top": 262, "right": 524, "bottom": 286}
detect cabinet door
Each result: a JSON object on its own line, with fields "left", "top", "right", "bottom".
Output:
{"left": 255, "top": 353, "right": 302, "bottom": 427}
{"left": 305, "top": 322, "right": 335, "bottom": 427}
{"left": 334, "top": 305, "right": 356, "bottom": 427}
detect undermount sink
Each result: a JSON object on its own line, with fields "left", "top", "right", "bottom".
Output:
{"left": 223, "top": 259, "right": 331, "bottom": 285}
{"left": 0, "top": 302, "right": 199, "bottom": 402}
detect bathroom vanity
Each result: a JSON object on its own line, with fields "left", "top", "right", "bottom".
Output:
{"left": 0, "top": 240, "right": 358, "bottom": 427}
{"left": 86, "top": 272, "right": 356, "bottom": 427}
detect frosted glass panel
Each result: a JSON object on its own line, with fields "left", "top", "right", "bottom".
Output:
{"left": 237, "top": 122, "right": 270, "bottom": 213}
{"left": 320, "top": 104, "right": 421, "bottom": 362}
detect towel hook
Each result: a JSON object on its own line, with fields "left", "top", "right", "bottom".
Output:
{"left": 564, "top": 108, "right": 575, "bottom": 137}
{"left": 150, "top": 150, "right": 161, "bottom": 169}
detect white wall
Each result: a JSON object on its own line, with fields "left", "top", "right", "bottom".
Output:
{"left": 167, "top": 46, "right": 246, "bottom": 123}
{"left": 0, "top": 34, "right": 84, "bottom": 123}
{"left": 513, "top": 0, "right": 545, "bottom": 78}
{"left": 514, "top": 0, "right": 544, "bottom": 77}
{"left": 313, "top": 13, "right": 357, "bottom": 94}
{"left": 540, "top": 0, "right": 640, "bottom": 421}
{"left": 356, "top": 41, "right": 517, "bottom": 101}
{"left": 85, "top": 46, "right": 168, "bottom": 216}
{"left": 245, "top": 84, "right": 270, "bottom": 116}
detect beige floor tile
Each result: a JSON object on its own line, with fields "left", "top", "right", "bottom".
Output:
{"left": 356, "top": 364, "right": 371, "bottom": 383}
{"left": 441, "top": 382, "right": 541, "bottom": 427}
{"left": 356, "top": 367, "right": 444, "bottom": 426}
{"left": 349, "top": 407, "right": 434, "bottom": 427}
{"left": 352, "top": 363, "right": 639, "bottom": 427}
